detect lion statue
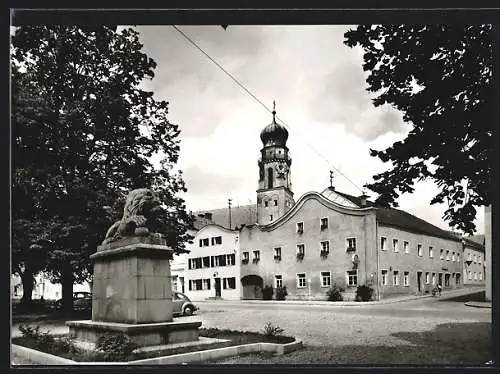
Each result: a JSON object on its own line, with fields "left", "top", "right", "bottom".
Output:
{"left": 102, "top": 188, "right": 162, "bottom": 244}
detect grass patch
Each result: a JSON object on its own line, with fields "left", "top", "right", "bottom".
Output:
{"left": 206, "top": 322, "right": 492, "bottom": 365}
{"left": 12, "top": 327, "right": 296, "bottom": 363}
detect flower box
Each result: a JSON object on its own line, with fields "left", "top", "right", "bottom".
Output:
{"left": 242, "top": 258, "right": 249, "bottom": 264}
{"left": 320, "top": 250, "right": 329, "bottom": 258}
{"left": 296, "top": 253, "right": 304, "bottom": 261}
{"left": 346, "top": 247, "right": 356, "bottom": 253}
{"left": 274, "top": 255, "right": 282, "bottom": 261}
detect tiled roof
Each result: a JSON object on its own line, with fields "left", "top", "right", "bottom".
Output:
{"left": 333, "top": 190, "right": 460, "bottom": 241}
{"left": 191, "top": 204, "right": 257, "bottom": 230}
{"left": 191, "top": 188, "right": 460, "bottom": 242}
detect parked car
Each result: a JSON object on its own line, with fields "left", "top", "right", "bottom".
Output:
{"left": 172, "top": 292, "right": 198, "bottom": 316}
{"left": 53, "top": 291, "right": 92, "bottom": 311}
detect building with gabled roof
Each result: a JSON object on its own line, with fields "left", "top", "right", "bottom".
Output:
{"left": 182, "top": 107, "right": 471, "bottom": 301}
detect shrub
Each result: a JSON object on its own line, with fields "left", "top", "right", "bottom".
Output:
{"left": 275, "top": 286, "right": 288, "bottom": 301}
{"left": 18, "top": 324, "right": 77, "bottom": 354}
{"left": 326, "top": 283, "right": 345, "bottom": 301}
{"left": 95, "top": 333, "right": 138, "bottom": 361}
{"left": 263, "top": 322, "right": 284, "bottom": 337}
{"left": 262, "top": 285, "right": 274, "bottom": 300}
{"left": 356, "top": 285, "right": 374, "bottom": 301}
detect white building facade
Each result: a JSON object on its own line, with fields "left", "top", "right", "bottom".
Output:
{"left": 184, "top": 224, "right": 241, "bottom": 301}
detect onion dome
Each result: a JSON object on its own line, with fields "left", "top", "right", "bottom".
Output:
{"left": 260, "top": 101, "right": 289, "bottom": 146}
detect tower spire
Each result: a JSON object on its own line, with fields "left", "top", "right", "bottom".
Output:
{"left": 272, "top": 100, "right": 276, "bottom": 121}
{"left": 329, "top": 170, "right": 334, "bottom": 188}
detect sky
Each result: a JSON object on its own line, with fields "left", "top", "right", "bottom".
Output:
{"left": 136, "top": 25, "right": 484, "bottom": 234}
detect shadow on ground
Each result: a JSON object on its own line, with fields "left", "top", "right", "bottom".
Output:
{"left": 207, "top": 322, "right": 492, "bottom": 365}
{"left": 440, "top": 291, "right": 486, "bottom": 303}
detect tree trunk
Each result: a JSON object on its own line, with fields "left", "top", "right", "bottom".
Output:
{"left": 20, "top": 271, "right": 34, "bottom": 307}
{"left": 61, "top": 261, "right": 74, "bottom": 315}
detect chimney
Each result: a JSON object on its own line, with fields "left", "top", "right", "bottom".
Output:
{"left": 359, "top": 193, "right": 369, "bottom": 207}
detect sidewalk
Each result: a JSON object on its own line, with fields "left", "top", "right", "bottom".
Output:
{"left": 196, "top": 286, "right": 485, "bottom": 307}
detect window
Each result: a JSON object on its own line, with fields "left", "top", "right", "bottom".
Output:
{"left": 417, "top": 244, "right": 423, "bottom": 257}
{"left": 473, "top": 254, "right": 477, "bottom": 263}
{"left": 347, "top": 270, "right": 358, "bottom": 287}
{"left": 321, "top": 271, "right": 331, "bottom": 287}
{"left": 210, "top": 236, "right": 222, "bottom": 245}
{"left": 346, "top": 237, "right": 357, "bottom": 251}
{"left": 264, "top": 201, "right": 269, "bottom": 207}
{"left": 403, "top": 271, "right": 409, "bottom": 287}
{"left": 457, "top": 253, "right": 460, "bottom": 262}
{"left": 440, "top": 249, "right": 444, "bottom": 260}
{"left": 404, "top": 241, "right": 409, "bottom": 253}
{"left": 446, "top": 250, "right": 450, "bottom": 261}
{"left": 425, "top": 272, "right": 430, "bottom": 284}
{"left": 429, "top": 246, "right": 433, "bottom": 258}
{"left": 189, "top": 279, "right": 203, "bottom": 291}
{"left": 275, "top": 275, "right": 283, "bottom": 288}
{"left": 444, "top": 274, "right": 450, "bottom": 287}
{"left": 274, "top": 247, "right": 282, "bottom": 260}
{"left": 320, "top": 240, "right": 330, "bottom": 253}
{"left": 199, "top": 238, "right": 209, "bottom": 247}
{"left": 242, "top": 251, "right": 249, "bottom": 263}
{"left": 393, "top": 271, "right": 400, "bottom": 286}
{"left": 223, "top": 277, "right": 236, "bottom": 290}
{"left": 479, "top": 272, "right": 483, "bottom": 281}
{"left": 432, "top": 273, "right": 436, "bottom": 285}
{"left": 452, "top": 252, "right": 456, "bottom": 262}
{"left": 456, "top": 273, "right": 461, "bottom": 285}
{"left": 320, "top": 218, "right": 328, "bottom": 230}
{"left": 202, "top": 279, "right": 211, "bottom": 290}
{"left": 297, "top": 244, "right": 305, "bottom": 256}
{"left": 468, "top": 270, "right": 473, "bottom": 280}
{"left": 381, "top": 270, "right": 388, "bottom": 285}
{"left": 270, "top": 214, "right": 273, "bottom": 221}
{"left": 474, "top": 272, "right": 478, "bottom": 280}
{"left": 226, "top": 254, "right": 236, "bottom": 266}
{"left": 297, "top": 273, "right": 307, "bottom": 288}
{"left": 381, "top": 237, "right": 387, "bottom": 251}
{"left": 393, "top": 239, "right": 399, "bottom": 252}
{"left": 296, "top": 222, "right": 304, "bottom": 234}
{"left": 253, "top": 250, "right": 260, "bottom": 263}
{"left": 202, "top": 256, "right": 210, "bottom": 268}
{"left": 478, "top": 255, "right": 482, "bottom": 264}
{"left": 468, "top": 252, "right": 472, "bottom": 261}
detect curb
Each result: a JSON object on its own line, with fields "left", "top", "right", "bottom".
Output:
{"left": 11, "top": 339, "right": 303, "bottom": 365}
{"left": 464, "top": 301, "right": 492, "bottom": 309}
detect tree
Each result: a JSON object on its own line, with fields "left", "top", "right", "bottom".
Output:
{"left": 344, "top": 25, "right": 493, "bottom": 234}
{"left": 11, "top": 26, "right": 194, "bottom": 311}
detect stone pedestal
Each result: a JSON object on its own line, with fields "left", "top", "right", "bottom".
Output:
{"left": 67, "top": 236, "right": 201, "bottom": 348}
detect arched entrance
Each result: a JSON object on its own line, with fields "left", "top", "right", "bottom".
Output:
{"left": 241, "top": 275, "right": 264, "bottom": 300}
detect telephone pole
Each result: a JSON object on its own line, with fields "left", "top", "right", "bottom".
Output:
{"left": 228, "top": 198, "right": 232, "bottom": 230}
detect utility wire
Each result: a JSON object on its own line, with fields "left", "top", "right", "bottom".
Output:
{"left": 171, "top": 25, "right": 365, "bottom": 195}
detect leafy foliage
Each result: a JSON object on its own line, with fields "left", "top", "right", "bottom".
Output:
{"left": 18, "top": 324, "right": 78, "bottom": 354}
{"left": 262, "top": 285, "right": 274, "bottom": 300}
{"left": 95, "top": 333, "right": 138, "bottom": 361}
{"left": 275, "top": 286, "right": 288, "bottom": 301}
{"left": 344, "top": 25, "right": 493, "bottom": 234}
{"left": 11, "top": 26, "right": 194, "bottom": 304}
{"left": 326, "top": 283, "right": 345, "bottom": 301}
{"left": 355, "top": 285, "right": 374, "bottom": 302}
{"left": 262, "top": 322, "right": 285, "bottom": 337}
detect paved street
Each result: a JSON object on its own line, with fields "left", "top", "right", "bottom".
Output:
{"left": 11, "top": 289, "right": 491, "bottom": 365}
{"left": 182, "top": 293, "right": 490, "bottom": 348}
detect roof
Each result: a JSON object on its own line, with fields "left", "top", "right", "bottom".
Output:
{"left": 191, "top": 204, "right": 257, "bottom": 230}
{"left": 327, "top": 189, "right": 460, "bottom": 242}
{"left": 463, "top": 235, "right": 485, "bottom": 251}
{"left": 191, "top": 187, "right": 461, "bottom": 242}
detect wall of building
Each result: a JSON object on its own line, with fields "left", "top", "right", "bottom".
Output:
{"left": 184, "top": 225, "right": 241, "bottom": 301}
{"left": 462, "top": 245, "right": 486, "bottom": 285}
{"left": 170, "top": 252, "right": 188, "bottom": 294}
{"left": 240, "top": 195, "right": 377, "bottom": 301}
{"left": 11, "top": 273, "right": 91, "bottom": 300}
{"left": 376, "top": 225, "right": 463, "bottom": 298}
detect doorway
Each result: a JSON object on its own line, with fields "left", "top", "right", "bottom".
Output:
{"left": 215, "top": 278, "right": 221, "bottom": 298}
{"left": 417, "top": 271, "right": 422, "bottom": 292}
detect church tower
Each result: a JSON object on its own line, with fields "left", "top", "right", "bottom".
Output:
{"left": 257, "top": 102, "right": 294, "bottom": 225}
